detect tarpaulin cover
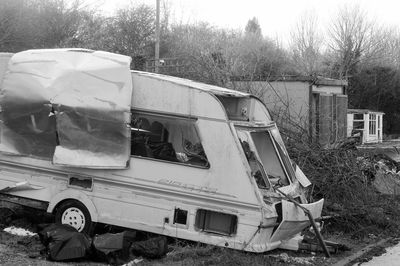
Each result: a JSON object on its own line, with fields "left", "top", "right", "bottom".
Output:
{"left": 0, "top": 49, "right": 132, "bottom": 168}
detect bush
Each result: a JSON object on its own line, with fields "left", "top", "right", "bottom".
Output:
{"left": 287, "top": 142, "right": 400, "bottom": 236}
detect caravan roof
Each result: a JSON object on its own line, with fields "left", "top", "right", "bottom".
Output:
{"left": 132, "top": 71, "right": 250, "bottom": 98}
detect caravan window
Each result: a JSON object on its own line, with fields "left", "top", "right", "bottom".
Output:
{"left": 237, "top": 127, "right": 293, "bottom": 188}
{"left": 251, "top": 131, "right": 290, "bottom": 186}
{"left": 236, "top": 130, "right": 270, "bottom": 189}
{"left": 130, "top": 112, "right": 209, "bottom": 167}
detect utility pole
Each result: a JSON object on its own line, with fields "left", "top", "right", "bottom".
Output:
{"left": 155, "top": 0, "right": 160, "bottom": 73}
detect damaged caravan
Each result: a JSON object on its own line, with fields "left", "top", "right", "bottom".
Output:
{"left": 0, "top": 49, "right": 324, "bottom": 253}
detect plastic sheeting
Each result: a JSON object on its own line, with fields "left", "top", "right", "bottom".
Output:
{"left": 0, "top": 49, "right": 132, "bottom": 168}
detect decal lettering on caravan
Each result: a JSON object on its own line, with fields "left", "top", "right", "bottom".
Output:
{"left": 158, "top": 179, "right": 218, "bottom": 194}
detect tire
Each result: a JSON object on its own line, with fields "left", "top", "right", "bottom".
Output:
{"left": 54, "top": 200, "right": 93, "bottom": 235}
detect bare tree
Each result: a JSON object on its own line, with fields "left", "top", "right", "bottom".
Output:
{"left": 0, "top": 0, "right": 32, "bottom": 52}
{"left": 245, "top": 17, "right": 262, "bottom": 37}
{"left": 111, "top": 4, "right": 155, "bottom": 57}
{"left": 0, "top": 0, "right": 90, "bottom": 51}
{"left": 228, "top": 33, "right": 289, "bottom": 79}
{"left": 31, "top": 0, "right": 86, "bottom": 48}
{"left": 375, "top": 27, "right": 400, "bottom": 70}
{"left": 290, "top": 11, "right": 323, "bottom": 75}
{"left": 164, "top": 22, "right": 234, "bottom": 85}
{"left": 328, "top": 5, "right": 384, "bottom": 78}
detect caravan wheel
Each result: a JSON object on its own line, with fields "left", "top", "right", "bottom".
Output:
{"left": 55, "top": 200, "right": 93, "bottom": 234}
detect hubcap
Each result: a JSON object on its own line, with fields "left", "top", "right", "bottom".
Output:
{"left": 61, "top": 207, "right": 85, "bottom": 232}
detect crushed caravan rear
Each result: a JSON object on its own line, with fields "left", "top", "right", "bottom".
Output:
{"left": 0, "top": 49, "right": 323, "bottom": 252}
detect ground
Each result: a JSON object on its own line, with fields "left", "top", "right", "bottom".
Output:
{"left": 0, "top": 207, "right": 394, "bottom": 266}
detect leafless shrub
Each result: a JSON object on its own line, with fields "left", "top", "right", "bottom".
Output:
{"left": 281, "top": 118, "right": 400, "bottom": 236}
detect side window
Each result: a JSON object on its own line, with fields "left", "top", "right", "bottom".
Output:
{"left": 130, "top": 112, "right": 209, "bottom": 167}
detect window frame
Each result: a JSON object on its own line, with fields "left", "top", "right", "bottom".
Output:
{"left": 130, "top": 110, "right": 210, "bottom": 169}
{"left": 235, "top": 125, "right": 294, "bottom": 188}
{"left": 353, "top": 113, "right": 364, "bottom": 120}
{"left": 369, "top": 114, "right": 377, "bottom": 135}
{"left": 352, "top": 113, "right": 365, "bottom": 130}
{"left": 250, "top": 130, "right": 292, "bottom": 186}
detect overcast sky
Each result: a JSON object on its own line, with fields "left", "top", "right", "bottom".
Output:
{"left": 94, "top": 0, "right": 400, "bottom": 43}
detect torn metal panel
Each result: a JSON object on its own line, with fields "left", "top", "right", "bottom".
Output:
{"left": 270, "top": 199, "right": 324, "bottom": 242}
{"left": 294, "top": 164, "right": 311, "bottom": 188}
{"left": 0, "top": 49, "right": 132, "bottom": 168}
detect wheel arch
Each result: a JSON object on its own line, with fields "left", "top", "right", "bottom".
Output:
{"left": 47, "top": 189, "right": 98, "bottom": 222}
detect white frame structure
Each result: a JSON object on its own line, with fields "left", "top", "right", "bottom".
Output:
{"left": 347, "top": 109, "right": 384, "bottom": 144}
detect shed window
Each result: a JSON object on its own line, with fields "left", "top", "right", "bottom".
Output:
{"left": 354, "top": 113, "right": 364, "bottom": 120}
{"left": 130, "top": 112, "right": 209, "bottom": 167}
{"left": 353, "top": 113, "right": 364, "bottom": 130}
{"left": 369, "top": 114, "right": 377, "bottom": 135}
{"left": 353, "top": 121, "right": 364, "bottom": 130}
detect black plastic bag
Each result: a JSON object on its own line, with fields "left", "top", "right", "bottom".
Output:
{"left": 130, "top": 236, "right": 168, "bottom": 259}
{"left": 38, "top": 224, "right": 91, "bottom": 261}
{"left": 92, "top": 231, "right": 136, "bottom": 265}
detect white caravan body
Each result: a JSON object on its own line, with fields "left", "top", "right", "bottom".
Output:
{"left": 0, "top": 49, "right": 323, "bottom": 253}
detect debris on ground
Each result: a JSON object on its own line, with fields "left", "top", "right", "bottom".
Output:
{"left": 3, "top": 226, "right": 37, "bottom": 237}
{"left": 372, "top": 158, "right": 400, "bottom": 195}
{"left": 264, "top": 252, "right": 316, "bottom": 265}
{"left": 122, "top": 258, "right": 143, "bottom": 265}
{"left": 36, "top": 223, "right": 168, "bottom": 264}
